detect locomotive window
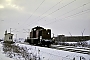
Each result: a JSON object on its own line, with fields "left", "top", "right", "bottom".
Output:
{"left": 48, "top": 32, "right": 50, "bottom": 34}
{"left": 34, "top": 29, "right": 36, "bottom": 31}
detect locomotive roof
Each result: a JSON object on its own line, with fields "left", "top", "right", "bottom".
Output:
{"left": 32, "top": 26, "right": 44, "bottom": 30}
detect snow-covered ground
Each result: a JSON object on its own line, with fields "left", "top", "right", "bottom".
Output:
{"left": 0, "top": 43, "right": 14, "bottom": 60}
{"left": 14, "top": 43, "right": 90, "bottom": 60}
{"left": 13, "top": 38, "right": 25, "bottom": 43}
{"left": 86, "top": 40, "right": 90, "bottom": 45}
{"left": 0, "top": 40, "right": 90, "bottom": 60}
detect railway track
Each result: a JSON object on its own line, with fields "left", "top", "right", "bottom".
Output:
{"left": 51, "top": 45, "right": 90, "bottom": 55}
{"left": 14, "top": 42, "right": 90, "bottom": 55}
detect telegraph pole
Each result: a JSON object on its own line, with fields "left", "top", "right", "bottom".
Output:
{"left": 81, "top": 29, "right": 85, "bottom": 41}
{"left": 10, "top": 28, "right": 12, "bottom": 33}
{"left": 69, "top": 32, "right": 72, "bottom": 36}
{"left": 28, "top": 29, "right": 30, "bottom": 39}
{"left": 16, "top": 34, "right": 17, "bottom": 40}
{"left": 23, "top": 29, "right": 30, "bottom": 39}
{"left": 81, "top": 29, "right": 85, "bottom": 37}
{"left": 52, "top": 33, "right": 54, "bottom": 38}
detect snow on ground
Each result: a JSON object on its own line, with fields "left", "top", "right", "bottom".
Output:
{"left": 0, "top": 41, "right": 90, "bottom": 60}
{"left": 13, "top": 38, "right": 25, "bottom": 43}
{"left": 15, "top": 43, "right": 90, "bottom": 60}
{"left": 86, "top": 40, "right": 90, "bottom": 45}
{"left": 0, "top": 43, "right": 14, "bottom": 60}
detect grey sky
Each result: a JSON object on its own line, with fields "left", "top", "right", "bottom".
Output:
{"left": 0, "top": 0, "right": 90, "bottom": 38}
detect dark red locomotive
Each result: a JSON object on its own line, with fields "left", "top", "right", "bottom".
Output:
{"left": 27, "top": 26, "right": 52, "bottom": 47}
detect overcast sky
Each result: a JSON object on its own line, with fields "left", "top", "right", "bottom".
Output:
{"left": 0, "top": 0, "right": 90, "bottom": 39}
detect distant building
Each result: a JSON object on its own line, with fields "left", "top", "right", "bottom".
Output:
{"left": 55, "top": 35, "right": 90, "bottom": 42}
{"left": 30, "top": 26, "right": 51, "bottom": 39}
{"left": 4, "top": 30, "right": 14, "bottom": 43}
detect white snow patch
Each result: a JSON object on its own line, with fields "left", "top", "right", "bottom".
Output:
{"left": 86, "top": 40, "right": 90, "bottom": 45}
{"left": 0, "top": 43, "right": 14, "bottom": 60}
{"left": 15, "top": 43, "right": 90, "bottom": 60}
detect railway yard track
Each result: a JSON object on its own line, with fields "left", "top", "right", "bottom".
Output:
{"left": 19, "top": 42, "right": 90, "bottom": 55}
{"left": 51, "top": 45, "right": 90, "bottom": 55}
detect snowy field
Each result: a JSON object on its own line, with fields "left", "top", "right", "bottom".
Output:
{"left": 0, "top": 43, "right": 14, "bottom": 60}
{"left": 14, "top": 43, "right": 90, "bottom": 60}
{"left": 0, "top": 41, "right": 90, "bottom": 60}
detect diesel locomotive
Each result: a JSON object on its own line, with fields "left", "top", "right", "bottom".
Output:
{"left": 27, "top": 26, "right": 53, "bottom": 47}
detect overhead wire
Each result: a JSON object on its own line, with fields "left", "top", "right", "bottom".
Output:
{"left": 55, "top": 2, "right": 90, "bottom": 19}
{"left": 10, "top": 0, "right": 90, "bottom": 38}
{"left": 20, "top": 0, "right": 64, "bottom": 29}
{"left": 27, "top": 0, "right": 46, "bottom": 20}
{"left": 29, "top": 0, "right": 64, "bottom": 24}
{"left": 42, "top": 8, "right": 90, "bottom": 26}
{"left": 15, "top": 0, "right": 46, "bottom": 30}
{"left": 13, "top": 0, "right": 90, "bottom": 33}
{"left": 40, "top": 2, "right": 90, "bottom": 25}
{"left": 27, "top": 0, "right": 76, "bottom": 27}
{"left": 37, "top": 0, "right": 76, "bottom": 21}
{"left": 16, "top": 0, "right": 64, "bottom": 29}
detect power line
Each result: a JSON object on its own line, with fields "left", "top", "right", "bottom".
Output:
{"left": 21, "top": 0, "right": 64, "bottom": 28}
{"left": 31, "top": 1, "right": 90, "bottom": 27}
{"left": 14, "top": 0, "right": 90, "bottom": 32}
{"left": 40, "top": 2, "right": 90, "bottom": 26}
{"left": 55, "top": 2, "right": 90, "bottom": 19}
{"left": 39, "top": 0, "right": 64, "bottom": 17}
{"left": 42, "top": 8, "right": 90, "bottom": 26}
{"left": 37, "top": 0, "right": 76, "bottom": 21}
{"left": 27, "top": 0, "right": 46, "bottom": 20}
{"left": 27, "top": 0, "right": 76, "bottom": 27}
{"left": 65, "top": 9, "right": 90, "bottom": 18}
{"left": 16, "top": 0, "right": 46, "bottom": 29}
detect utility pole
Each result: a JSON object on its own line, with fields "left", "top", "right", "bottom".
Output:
{"left": 10, "top": 28, "right": 12, "bottom": 33}
{"left": 69, "top": 32, "right": 73, "bottom": 41}
{"left": 81, "top": 29, "right": 85, "bottom": 37}
{"left": 23, "top": 29, "right": 30, "bottom": 39}
{"left": 52, "top": 33, "right": 54, "bottom": 38}
{"left": 16, "top": 34, "right": 17, "bottom": 40}
{"left": 28, "top": 29, "right": 30, "bottom": 39}
{"left": 81, "top": 29, "right": 85, "bottom": 41}
{"left": 69, "top": 32, "right": 72, "bottom": 36}
{"left": 52, "top": 33, "right": 55, "bottom": 40}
